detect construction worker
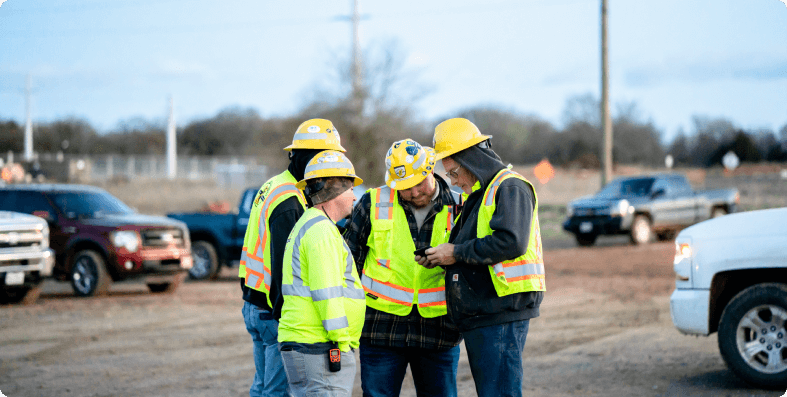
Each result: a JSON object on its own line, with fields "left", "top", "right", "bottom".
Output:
{"left": 277, "top": 150, "right": 366, "bottom": 396}
{"left": 239, "top": 119, "right": 346, "bottom": 397}
{"left": 343, "top": 139, "right": 463, "bottom": 397}
{"left": 419, "top": 118, "right": 545, "bottom": 397}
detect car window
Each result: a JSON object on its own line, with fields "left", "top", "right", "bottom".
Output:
{"left": 670, "top": 176, "right": 692, "bottom": 194}
{"left": 50, "top": 191, "right": 134, "bottom": 218}
{"left": 599, "top": 178, "right": 654, "bottom": 197}
{"left": 651, "top": 179, "right": 671, "bottom": 196}
{"left": 0, "top": 191, "right": 56, "bottom": 218}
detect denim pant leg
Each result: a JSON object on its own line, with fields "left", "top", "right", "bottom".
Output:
{"left": 463, "top": 320, "right": 529, "bottom": 397}
{"left": 409, "top": 344, "right": 460, "bottom": 397}
{"left": 242, "top": 301, "right": 291, "bottom": 397}
{"left": 359, "top": 341, "right": 410, "bottom": 397}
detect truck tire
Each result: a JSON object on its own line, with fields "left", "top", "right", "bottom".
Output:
{"left": 70, "top": 250, "right": 111, "bottom": 297}
{"left": 575, "top": 233, "right": 598, "bottom": 246}
{"left": 629, "top": 215, "right": 652, "bottom": 245}
{"left": 189, "top": 241, "right": 220, "bottom": 280}
{"left": 148, "top": 272, "right": 186, "bottom": 294}
{"left": 718, "top": 283, "right": 787, "bottom": 389}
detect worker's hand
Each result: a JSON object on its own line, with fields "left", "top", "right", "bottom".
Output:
{"left": 423, "top": 243, "right": 456, "bottom": 269}
{"left": 415, "top": 254, "right": 430, "bottom": 267}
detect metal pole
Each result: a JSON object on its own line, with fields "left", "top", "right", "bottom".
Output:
{"left": 24, "top": 75, "right": 33, "bottom": 162}
{"left": 167, "top": 96, "right": 177, "bottom": 179}
{"left": 351, "top": 0, "right": 363, "bottom": 120}
{"left": 600, "top": 0, "right": 613, "bottom": 186}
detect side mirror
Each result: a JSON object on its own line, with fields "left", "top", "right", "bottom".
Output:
{"left": 650, "top": 188, "right": 666, "bottom": 199}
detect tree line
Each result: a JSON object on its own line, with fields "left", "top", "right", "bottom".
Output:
{"left": 2, "top": 42, "right": 785, "bottom": 187}
{"left": 2, "top": 99, "right": 786, "bottom": 187}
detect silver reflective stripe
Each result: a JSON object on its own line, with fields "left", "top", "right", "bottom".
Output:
{"left": 492, "top": 262, "right": 545, "bottom": 278}
{"left": 485, "top": 171, "right": 514, "bottom": 206}
{"left": 412, "top": 152, "right": 426, "bottom": 170}
{"left": 323, "top": 316, "right": 349, "bottom": 331}
{"left": 245, "top": 272, "right": 261, "bottom": 289}
{"left": 240, "top": 250, "right": 250, "bottom": 263}
{"left": 293, "top": 132, "right": 326, "bottom": 141}
{"left": 282, "top": 284, "right": 311, "bottom": 297}
{"left": 418, "top": 290, "right": 445, "bottom": 304}
{"left": 290, "top": 216, "right": 330, "bottom": 287}
{"left": 375, "top": 187, "right": 394, "bottom": 220}
{"left": 362, "top": 276, "right": 414, "bottom": 303}
{"left": 311, "top": 285, "right": 343, "bottom": 301}
{"left": 251, "top": 184, "right": 303, "bottom": 265}
{"left": 306, "top": 161, "right": 353, "bottom": 173}
{"left": 342, "top": 241, "right": 366, "bottom": 300}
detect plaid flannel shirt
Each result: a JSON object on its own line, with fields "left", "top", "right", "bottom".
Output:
{"left": 342, "top": 175, "right": 462, "bottom": 350}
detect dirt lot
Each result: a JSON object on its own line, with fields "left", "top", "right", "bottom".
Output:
{"left": 2, "top": 240, "right": 784, "bottom": 397}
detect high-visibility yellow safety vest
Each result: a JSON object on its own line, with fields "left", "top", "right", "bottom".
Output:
{"left": 278, "top": 208, "right": 366, "bottom": 352}
{"left": 239, "top": 170, "right": 307, "bottom": 308}
{"left": 361, "top": 186, "right": 455, "bottom": 318}
{"left": 476, "top": 168, "right": 546, "bottom": 297}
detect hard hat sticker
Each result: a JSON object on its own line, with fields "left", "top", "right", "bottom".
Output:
{"left": 307, "top": 125, "right": 320, "bottom": 133}
{"left": 394, "top": 166, "right": 406, "bottom": 178}
{"left": 405, "top": 155, "right": 414, "bottom": 164}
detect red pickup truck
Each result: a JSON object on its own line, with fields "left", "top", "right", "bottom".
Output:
{"left": 0, "top": 184, "right": 193, "bottom": 297}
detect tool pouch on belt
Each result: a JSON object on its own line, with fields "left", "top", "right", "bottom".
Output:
{"left": 327, "top": 342, "right": 341, "bottom": 372}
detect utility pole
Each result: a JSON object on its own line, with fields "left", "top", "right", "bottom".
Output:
{"left": 350, "top": 0, "right": 364, "bottom": 122}
{"left": 166, "top": 96, "right": 177, "bottom": 179}
{"left": 600, "top": 0, "right": 613, "bottom": 186}
{"left": 24, "top": 74, "right": 33, "bottom": 162}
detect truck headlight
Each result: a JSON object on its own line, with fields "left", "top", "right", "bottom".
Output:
{"left": 612, "top": 199, "right": 630, "bottom": 217}
{"left": 673, "top": 241, "right": 692, "bottom": 282}
{"left": 111, "top": 231, "right": 140, "bottom": 253}
{"left": 41, "top": 225, "right": 49, "bottom": 249}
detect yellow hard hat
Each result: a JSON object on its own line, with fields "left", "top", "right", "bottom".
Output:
{"left": 384, "top": 139, "right": 436, "bottom": 190}
{"left": 284, "top": 118, "right": 346, "bottom": 152}
{"left": 432, "top": 118, "right": 491, "bottom": 160}
{"left": 296, "top": 150, "right": 363, "bottom": 190}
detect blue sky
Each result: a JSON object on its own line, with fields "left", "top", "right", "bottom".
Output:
{"left": 1, "top": 0, "right": 785, "bottom": 144}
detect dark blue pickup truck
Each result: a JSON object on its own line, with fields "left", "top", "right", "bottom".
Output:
{"left": 563, "top": 173, "right": 739, "bottom": 246}
{"left": 167, "top": 188, "right": 257, "bottom": 280}
{"left": 168, "top": 184, "right": 367, "bottom": 280}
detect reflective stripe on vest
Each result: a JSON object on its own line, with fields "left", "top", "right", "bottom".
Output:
{"left": 361, "top": 186, "right": 452, "bottom": 317}
{"left": 479, "top": 169, "right": 546, "bottom": 296}
{"left": 283, "top": 215, "right": 366, "bottom": 305}
{"left": 239, "top": 171, "right": 307, "bottom": 309}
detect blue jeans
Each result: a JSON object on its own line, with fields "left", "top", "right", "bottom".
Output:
{"left": 242, "top": 301, "right": 291, "bottom": 397}
{"left": 359, "top": 340, "right": 460, "bottom": 397}
{"left": 462, "top": 320, "right": 529, "bottom": 397}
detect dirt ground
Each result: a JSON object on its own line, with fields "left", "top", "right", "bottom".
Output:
{"left": 2, "top": 239, "right": 785, "bottom": 397}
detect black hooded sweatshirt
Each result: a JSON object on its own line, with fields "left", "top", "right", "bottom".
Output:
{"left": 241, "top": 148, "right": 322, "bottom": 320}
{"left": 445, "top": 144, "right": 543, "bottom": 331}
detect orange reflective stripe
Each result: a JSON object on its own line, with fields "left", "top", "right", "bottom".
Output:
{"left": 362, "top": 285, "right": 412, "bottom": 306}
{"left": 245, "top": 267, "right": 267, "bottom": 289}
{"left": 418, "top": 301, "right": 446, "bottom": 307}
{"left": 418, "top": 286, "right": 444, "bottom": 293}
{"left": 507, "top": 274, "right": 545, "bottom": 283}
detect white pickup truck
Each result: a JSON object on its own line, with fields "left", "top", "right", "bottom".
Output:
{"left": 670, "top": 207, "right": 787, "bottom": 388}
{"left": 0, "top": 211, "right": 55, "bottom": 304}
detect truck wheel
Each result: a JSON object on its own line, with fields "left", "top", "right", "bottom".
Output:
{"left": 712, "top": 207, "right": 728, "bottom": 218}
{"left": 70, "top": 250, "right": 111, "bottom": 297}
{"left": 575, "top": 233, "right": 597, "bottom": 246}
{"left": 718, "top": 283, "right": 787, "bottom": 389}
{"left": 189, "top": 241, "right": 219, "bottom": 280}
{"left": 148, "top": 273, "right": 186, "bottom": 294}
{"left": 629, "top": 215, "right": 652, "bottom": 245}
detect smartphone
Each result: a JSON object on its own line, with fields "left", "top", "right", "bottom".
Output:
{"left": 413, "top": 246, "right": 432, "bottom": 257}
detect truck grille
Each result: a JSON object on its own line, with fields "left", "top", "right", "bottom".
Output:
{"left": 0, "top": 229, "right": 45, "bottom": 249}
{"left": 140, "top": 228, "right": 185, "bottom": 247}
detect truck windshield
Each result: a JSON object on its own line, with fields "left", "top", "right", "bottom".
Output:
{"left": 51, "top": 191, "right": 135, "bottom": 218}
{"left": 597, "top": 178, "right": 655, "bottom": 197}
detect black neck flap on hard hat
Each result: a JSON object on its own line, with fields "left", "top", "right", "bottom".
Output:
{"left": 288, "top": 148, "right": 324, "bottom": 181}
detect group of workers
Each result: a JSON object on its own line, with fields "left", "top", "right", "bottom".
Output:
{"left": 238, "top": 117, "right": 546, "bottom": 397}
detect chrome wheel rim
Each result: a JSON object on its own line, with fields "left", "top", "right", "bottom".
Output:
{"left": 190, "top": 245, "right": 211, "bottom": 278}
{"left": 633, "top": 218, "right": 650, "bottom": 243}
{"left": 73, "top": 257, "right": 95, "bottom": 294}
{"left": 736, "top": 304, "right": 787, "bottom": 374}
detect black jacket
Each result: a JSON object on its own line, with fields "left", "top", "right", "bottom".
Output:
{"left": 444, "top": 144, "right": 543, "bottom": 331}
